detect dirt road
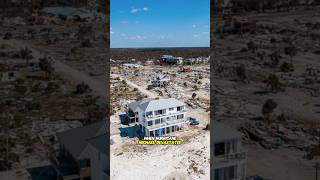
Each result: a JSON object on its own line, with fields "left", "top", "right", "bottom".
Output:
{"left": 5, "top": 39, "right": 107, "bottom": 97}
{"left": 53, "top": 60, "right": 107, "bottom": 97}
{"left": 112, "top": 74, "right": 158, "bottom": 98}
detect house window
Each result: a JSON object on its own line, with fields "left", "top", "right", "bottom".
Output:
{"left": 148, "top": 120, "right": 153, "bottom": 126}
{"left": 150, "top": 130, "right": 154, "bottom": 136}
{"left": 215, "top": 166, "right": 236, "bottom": 180}
{"left": 177, "top": 114, "right": 184, "bottom": 119}
{"left": 161, "top": 118, "right": 165, "bottom": 123}
{"left": 169, "top": 108, "right": 174, "bottom": 111}
{"left": 161, "top": 128, "right": 165, "bottom": 134}
{"left": 177, "top": 106, "right": 181, "bottom": 111}
{"left": 166, "top": 127, "right": 170, "bottom": 133}
{"left": 172, "top": 116, "right": 176, "bottom": 120}
{"left": 155, "top": 109, "right": 165, "bottom": 115}
{"left": 171, "top": 126, "right": 175, "bottom": 132}
{"left": 146, "top": 111, "right": 152, "bottom": 117}
{"left": 79, "top": 159, "right": 91, "bottom": 168}
{"left": 214, "top": 142, "right": 225, "bottom": 156}
{"left": 155, "top": 119, "right": 160, "bottom": 125}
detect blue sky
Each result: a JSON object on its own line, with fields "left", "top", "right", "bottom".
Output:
{"left": 110, "top": 0, "right": 210, "bottom": 48}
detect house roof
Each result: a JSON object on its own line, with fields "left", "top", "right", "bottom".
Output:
{"left": 154, "top": 73, "right": 170, "bottom": 81}
{"left": 56, "top": 120, "right": 106, "bottom": 159}
{"left": 128, "top": 98, "right": 185, "bottom": 112}
{"left": 212, "top": 122, "right": 242, "bottom": 143}
{"left": 87, "top": 134, "right": 107, "bottom": 155}
{"left": 128, "top": 98, "right": 153, "bottom": 112}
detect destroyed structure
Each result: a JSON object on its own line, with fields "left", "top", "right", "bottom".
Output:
{"left": 123, "top": 63, "right": 142, "bottom": 69}
{"left": 160, "top": 55, "right": 183, "bottom": 65}
{"left": 213, "top": 122, "right": 246, "bottom": 180}
{"left": 151, "top": 73, "right": 170, "bottom": 87}
{"left": 126, "top": 98, "right": 187, "bottom": 136}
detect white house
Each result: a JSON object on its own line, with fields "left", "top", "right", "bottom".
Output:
{"left": 213, "top": 122, "right": 246, "bottom": 180}
{"left": 87, "top": 134, "right": 108, "bottom": 180}
{"left": 151, "top": 73, "right": 170, "bottom": 87}
{"left": 127, "top": 98, "right": 187, "bottom": 137}
{"left": 53, "top": 120, "right": 107, "bottom": 180}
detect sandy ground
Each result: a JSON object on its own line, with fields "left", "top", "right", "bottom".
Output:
{"left": 246, "top": 143, "right": 314, "bottom": 180}
{"left": 110, "top": 131, "right": 210, "bottom": 180}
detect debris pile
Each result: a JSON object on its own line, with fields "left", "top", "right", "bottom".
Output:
{"left": 240, "top": 118, "right": 319, "bottom": 153}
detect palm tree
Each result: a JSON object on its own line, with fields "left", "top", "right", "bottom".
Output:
{"left": 269, "top": 51, "right": 281, "bottom": 67}
{"left": 39, "top": 56, "right": 55, "bottom": 79}
{"left": 247, "top": 41, "right": 257, "bottom": 53}
{"left": 20, "top": 47, "right": 33, "bottom": 65}
{"left": 262, "top": 99, "right": 277, "bottom": 123}
{"left": 235, "top": 64, "right": 247, "bottom": 81}
{"left": 284, "top": 45, "right": 297, "bottom": 65}
{"left": 265, "top": 74, "right": 282, "bottom": 92}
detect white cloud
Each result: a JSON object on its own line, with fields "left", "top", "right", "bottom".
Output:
{"left": 193, "top": 34, "right": 200, "bottom": 38}
{"left": 130, "top": 7, "right": 149, "bottom": 13}
{"left": 202, "top": 32, "right": 209, "bottom": 34}
{"left": 131, "top": 8, "right": 139, "bottom": 13}
{"left": 111, "top": 31, "right": 114, "bottom": 34}
{"left": 129, "top": 35, "right": 146, "bottom": 40}
{"left": 120, "top": 20, "right": 128, "bottom": 24}
{"left": 192, "top": 24, "right": 196, "bottom": 28}
{"left": 120, "top": 33, "right": 127, "bottom": 37}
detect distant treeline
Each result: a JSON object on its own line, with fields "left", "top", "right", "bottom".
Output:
{"left": 110, "top": 48, "right": 210, "bottom": 62}
{"left": 227, "top": 0, "right": 320, "bottom": 13}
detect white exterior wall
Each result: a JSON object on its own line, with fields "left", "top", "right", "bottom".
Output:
{"left": 138, "top": 105, "right": 187, "bottom": 136}
{"left": 213, "top": 138, "right": 246, "bottom": 180}
{"left": 88, "top": 145, "right": 108, "bottom": 180}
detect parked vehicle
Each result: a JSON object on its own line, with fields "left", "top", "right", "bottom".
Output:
{"left": 188, "top": 117, "right": 200, "bottom": 125}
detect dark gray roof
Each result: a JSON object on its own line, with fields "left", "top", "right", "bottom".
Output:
{"left": 128, "top": 98, "right": 185, "bottom": 112}
{"left": 213, "top": 122, "right": 242, "bottom": 143}
{"left": 143, "top": 98, "right": 184, "bottom": 112}
{"left": 128, "top": 98, "right": 153, "bottom": 112}
{"left": 87, "top": 134, "right": 107, "bottom": 155}
{"left": 56, "top": 120, "right": 106, "bottom": 159}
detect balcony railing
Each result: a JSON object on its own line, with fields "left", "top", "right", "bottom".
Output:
{"left": 144, "top": 110, "right": 186, "bottom": 120}
{"left": 145, "top": 119, "right": 187, "bottom": 129}
{"left": 214, "top": 151, "right": 246, "bottom": 164}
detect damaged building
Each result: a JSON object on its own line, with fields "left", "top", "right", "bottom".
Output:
{"left": 126, "top": 98, "right": 187, "bottom": 137}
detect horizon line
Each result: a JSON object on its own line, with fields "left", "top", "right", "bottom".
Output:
{"left": 110, "top": 46, "right": 210, "bottom": 49}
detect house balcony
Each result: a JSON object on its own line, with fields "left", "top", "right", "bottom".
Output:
{"left": 50, "top": 153, "right": 80, "bottom": 180}
{"left": 214, "top": 151, "right": 246, "bottom": 165}
{"left": 144, "top": 110, "right": 187, "bottom": 120}
{"left": 144, "top": 118, "right": 187, "bottom": 130}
